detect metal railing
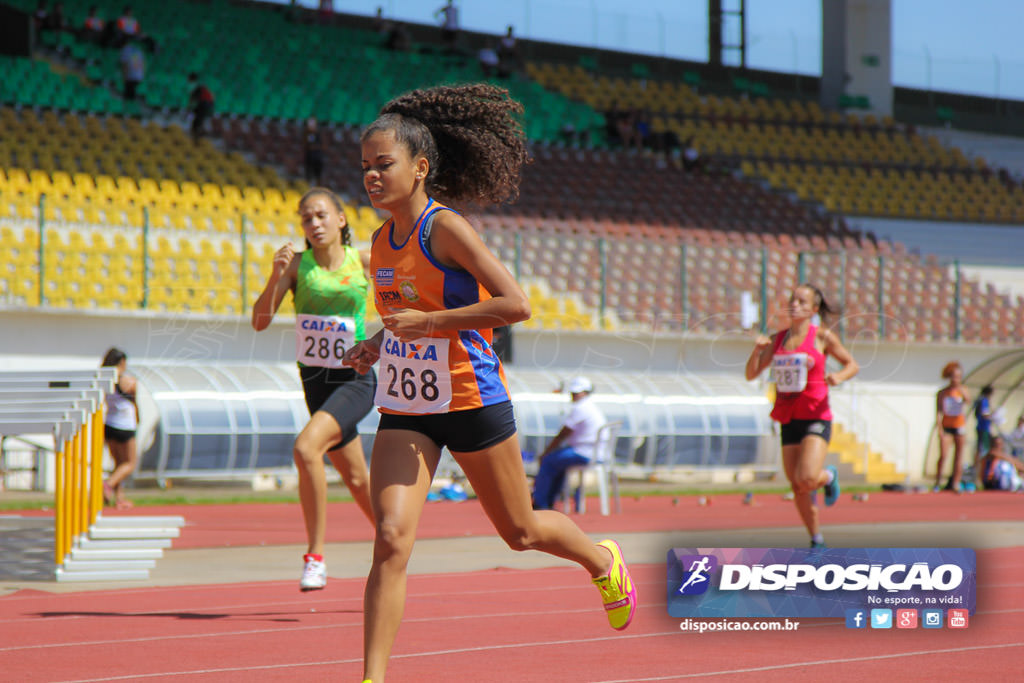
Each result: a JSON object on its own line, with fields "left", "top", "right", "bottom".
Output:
{"left": 2, "top": 197, "right": 1008, "bottom": 345}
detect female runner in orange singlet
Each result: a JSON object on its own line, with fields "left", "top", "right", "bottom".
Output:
{"left": 343, "top": 84, "right": 637, "bottom": 683}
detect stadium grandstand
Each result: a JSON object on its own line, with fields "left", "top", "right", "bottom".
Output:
{"left": 1, "top": 0, "right": 1022, "bottom": 536}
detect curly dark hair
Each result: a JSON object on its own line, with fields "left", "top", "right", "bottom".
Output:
{"left": 362, "top": 83, "right": 529, "bottom": 205}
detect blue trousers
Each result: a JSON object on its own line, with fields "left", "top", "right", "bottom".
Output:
{"left": 531, "top": 446, "right": 590, "bottom": 510}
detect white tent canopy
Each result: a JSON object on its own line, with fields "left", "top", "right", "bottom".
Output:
{"left": 133, "top": 364, "right": 777, "bottom": 482}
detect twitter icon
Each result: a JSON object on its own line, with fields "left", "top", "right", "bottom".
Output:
{"left": 871, "top": 609, "right": 892, "bottom": 629}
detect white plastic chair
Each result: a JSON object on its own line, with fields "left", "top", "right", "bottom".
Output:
{"left": 561, "top": 421, "right": 622, "bottom": 516}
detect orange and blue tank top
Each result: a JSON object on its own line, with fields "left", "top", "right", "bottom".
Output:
{"left": 769, "top": 324, "right": 832, "bottom": 423}
{"left": 370, "top": 198, "right": 509, "bottom": 415}
{"left": 940, "top": 388, "right": 967, "bottom": 429}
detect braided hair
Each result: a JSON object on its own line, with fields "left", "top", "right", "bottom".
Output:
{"left": 361, "top": 83, "right": 529, "bottom": 205}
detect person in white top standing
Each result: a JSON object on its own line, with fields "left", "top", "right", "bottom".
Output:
{"left": 531, "top": 376, "right": 607, "bottom": 510}
{"left": 101, "top": 347, "right": 138, "bottom": 509}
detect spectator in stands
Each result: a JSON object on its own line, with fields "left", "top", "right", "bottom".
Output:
{"left": 251, "top": 187, "right": 376, "bottom": 591}
{"left": 477, "top": 43, "right": 500, "bottom": 78}
{"left": 302, "top": 118, "right": 325, "bottom": 186}
{"left": 101, "top": 348, "right": 138, "bottom": 510}
{"left": 318, "top": 0, "right": 333, "bottom": 21}
{"left": 435, "top": 0, "right": 459, "bottom": 51}
{"left": 187, "top": 73, "right": 215, "bottom": 143}
{"left": 604, "top": 102, "right": 624, "bottom": 146}
{"left": 616, "top": 108, "right": 639, "bottom": 150}
{"left": 935, "top": 361, "right": 971, "bottom": 492}
{"left": 119, "top": 37, "right": 144, "bottom": 101}
{"left": 497, "top": 25, "right": 521, "bottom": 77}
{"left": 80, "top": 5, "right": 105, "bottom": 44}
{"left": 682, "top": 135, "right": 702, "bottom": 172}
{"left": 343, "top": 84, "right": 636, "bottom": 681}
{"left": 980, "top": 435, "right": 1024, "bottom": 492}
{"left": 45, "top": 1, "right": 67, "bottom": 33}
{"left": 114, "top": 5, "right": 139, "bottom": 46}
{"left": 32, "top": 0, "right": 49, "bottom": 34}
{"left": 372, "top": 6, "right": 392, "bottom": 39}
{"left": 114, "top": 5, "right": 155, "bottom": 51}
{"left": 745, "top": 284, "right": 858, "bottom": 548}
{"left": 385, "top": 21, "right": 412, "bottom": 52}
{"left": 633, "top": 108, "right": 651, "bottom": 151}
{"left": 531, "top": 376, "right": 607, "bottom": 510}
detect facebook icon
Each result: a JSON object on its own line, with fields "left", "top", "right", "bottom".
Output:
{"left": 845, "top": 609, "right": 867, "bottom": 629}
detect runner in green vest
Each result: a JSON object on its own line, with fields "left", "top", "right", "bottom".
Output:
{"left": 252, "top": 187, "right": 376, "bottom": 591}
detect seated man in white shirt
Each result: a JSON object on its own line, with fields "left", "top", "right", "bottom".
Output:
{"left": 531, "top": 376, "right": 607, "bottom": 510}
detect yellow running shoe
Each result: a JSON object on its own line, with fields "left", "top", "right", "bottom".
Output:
{"left": 593, "top": 539, "right": 637, "bottom": 630}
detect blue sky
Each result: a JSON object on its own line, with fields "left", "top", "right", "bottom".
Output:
{"left": 298, "top": 0, "right": 1024, "bottom": 100}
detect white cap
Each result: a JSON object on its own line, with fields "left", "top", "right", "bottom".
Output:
{"left": 567, "top": 376, "right": 593, "bottom": 394}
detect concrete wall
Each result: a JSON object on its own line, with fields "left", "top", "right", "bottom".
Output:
{"left": 821, "top": 0, "right": 893, "bottom": 116}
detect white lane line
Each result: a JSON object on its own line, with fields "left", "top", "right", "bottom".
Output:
{"left": 0, "top": 576, "right": 668, "bottom": 625}
{"left": 0, "top": 603, "right": 642, "bottom": 653}
{"left": 46, "top": 623, "right": 1024, "bottom": 681}
{"left": 589, "top": 642, "right": 1024, "bottom": 682}
{"left": 57, "top": 632, "right": 671, "bottom": 682}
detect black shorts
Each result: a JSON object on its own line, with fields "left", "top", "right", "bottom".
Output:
{"left": 943, "top": 426, "right": 965, "bottom": 436}
{"left": 377, "top": 401, "right": 517, "bottom": 453}
{"left": 104, "top": 425, "right": 135, "bottom": 443}
{"left": 299, "top": 365, "right": 376, "bottom": 449}
{"left": 780, "top": 419, "right": 832, "bottom": 446}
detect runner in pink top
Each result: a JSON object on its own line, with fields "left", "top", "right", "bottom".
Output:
{"left": 770, "top": 319, "right": 832, "bottom": 424}
{"left": 745, "top": 284, "right": 859, "bottom": 549}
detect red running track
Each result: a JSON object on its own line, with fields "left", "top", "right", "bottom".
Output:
{"left": 2, "top": 492, "right": 1022, "bottom": 682}
{"left": 14, "top": 488, "right": 1022, "bottom": 550}
{"left": 1, "top": 552, "right": 1022, "bottom": 682}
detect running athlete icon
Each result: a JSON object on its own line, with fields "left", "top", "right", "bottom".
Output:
{"left": 678, "top": 557, "right": 712, "bottom": 594}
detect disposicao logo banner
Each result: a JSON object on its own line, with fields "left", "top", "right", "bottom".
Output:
{"left": 667, "top": 548, "right": 976, "bottom": 618}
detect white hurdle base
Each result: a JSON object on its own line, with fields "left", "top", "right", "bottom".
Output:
{"left": 57, "top": 515, "right": 186, "bottom": 582}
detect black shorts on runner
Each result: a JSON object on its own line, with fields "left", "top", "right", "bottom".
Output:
{"left": 780, "top": 419, "right": 832, "bottom": 446}
{"left": 104, "top": 425, "right": 136, "bottom": 443}
{"left": 377, "top": 400, "right": 517, "bottom": 453}
{"left": 299, "top": 365, "right": 376, "bottom": 449}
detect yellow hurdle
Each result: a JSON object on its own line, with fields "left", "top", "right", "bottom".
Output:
{"left": 69, "top": 428, "right": 80, "bottom": 553}
{"left": 75, "top": 425, "right": 88, "bottom": 542}
{"left": 54, "top": 441, "right": 66, "bottom": 566}
{"left": 60, "top": 435, "right": 74, "bottom": 564}
{"left": 90, "top": 407, "right": 105, "bottom": 524}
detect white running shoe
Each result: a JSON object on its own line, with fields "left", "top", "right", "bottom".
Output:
{"left": 300, "top": 554, "right": 327, "bottom": 591}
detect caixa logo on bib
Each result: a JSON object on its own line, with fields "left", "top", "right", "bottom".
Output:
{"left": 667, "top": 548, "right": 976, "bottom": 618}
{"left": 300, "top": 318, "right": 348, "bottom": 332}
{"left": 382, "top": 337, "right": 439, "bottom": 361}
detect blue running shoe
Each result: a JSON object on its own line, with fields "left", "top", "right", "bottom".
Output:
{"left": 810, "top": 540, "right": 827, "bottom": 549}
{"left": 824, "top": 465, "right": 840, "bottom": 507}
